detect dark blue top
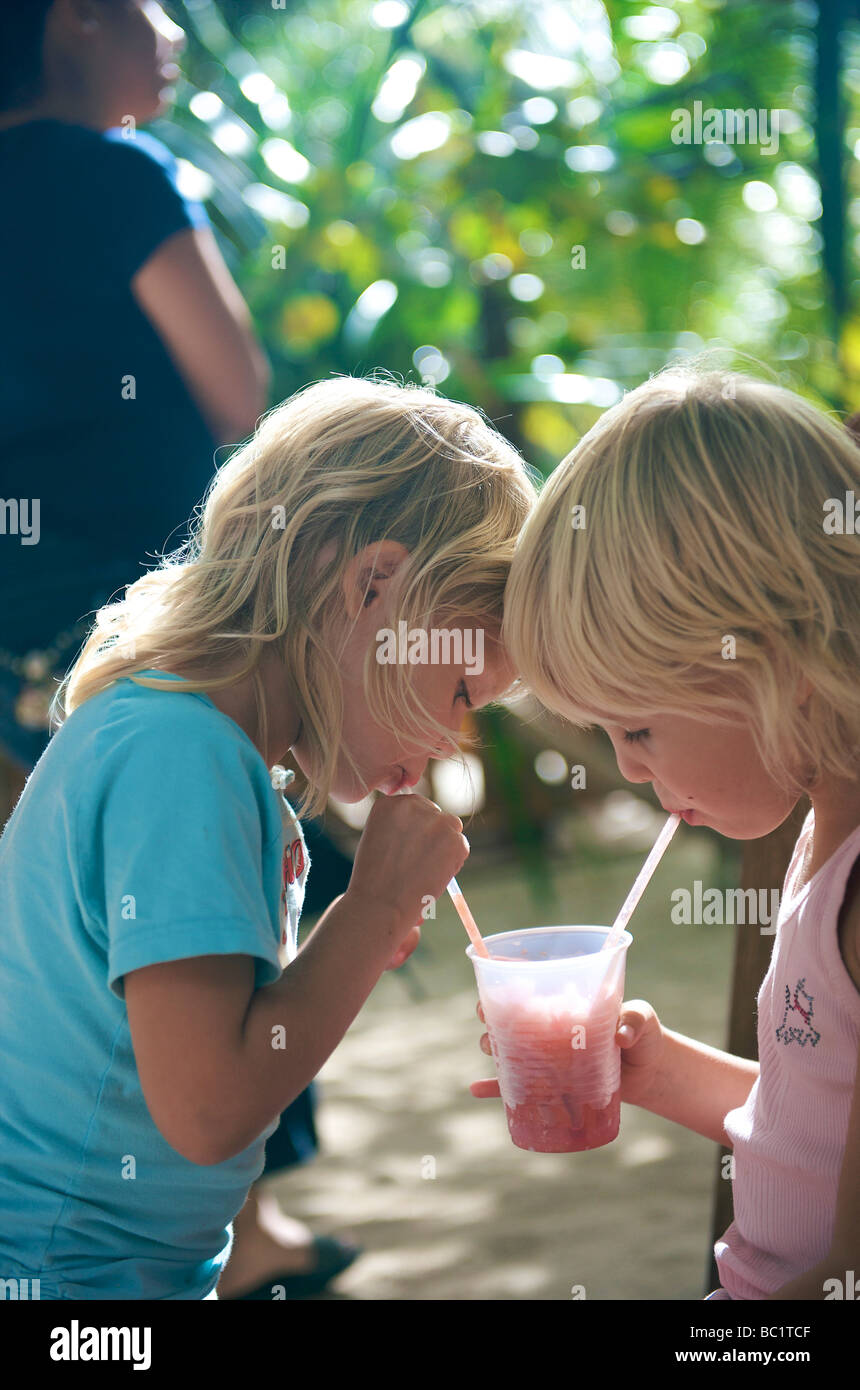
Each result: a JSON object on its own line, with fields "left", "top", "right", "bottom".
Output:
{"left": 0, "top": 119, "right": 218, "bottom": 654}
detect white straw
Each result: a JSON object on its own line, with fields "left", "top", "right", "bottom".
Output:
{"left": 600, "top": 812, "right": 682, "bottom": 954}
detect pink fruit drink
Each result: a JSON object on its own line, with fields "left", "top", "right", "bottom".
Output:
{"left": 482, "top": 979, "right": 623, "bottom": 1152}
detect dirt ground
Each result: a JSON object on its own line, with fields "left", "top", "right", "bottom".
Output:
{"left": 267, "top": 826, "right": 739, "bottom": 1301}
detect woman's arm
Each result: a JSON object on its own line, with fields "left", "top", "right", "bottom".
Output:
{"left": 131, "top": 224, "right": 271, "bottom": 445}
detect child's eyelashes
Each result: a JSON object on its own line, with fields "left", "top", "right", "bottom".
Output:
{"left": 623, "top": 728, "right": 650, "bottom": 744}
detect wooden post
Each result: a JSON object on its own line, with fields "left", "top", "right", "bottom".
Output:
{"left": 704, "top": 800, "right": 809, "bottom": 1295}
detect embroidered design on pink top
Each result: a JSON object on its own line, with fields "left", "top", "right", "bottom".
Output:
{"left": 775, "top": 976, "right": 821, "bottom": 1047}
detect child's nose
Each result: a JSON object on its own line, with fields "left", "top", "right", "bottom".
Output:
{"left": 613, "top": 746, "right": 651, "bottom": 784}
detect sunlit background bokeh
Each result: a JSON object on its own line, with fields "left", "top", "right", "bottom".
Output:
{"left": 154, "top": 0, "right": 860, "bottom": 461}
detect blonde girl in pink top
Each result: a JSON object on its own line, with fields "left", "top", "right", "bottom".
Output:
{"left": 487, "top": 365, "right": 860, "bottom": 1300}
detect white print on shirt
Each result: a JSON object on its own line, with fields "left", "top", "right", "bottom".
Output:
{"left": 775, "top": 976, "right": 821, "bottom": 1047}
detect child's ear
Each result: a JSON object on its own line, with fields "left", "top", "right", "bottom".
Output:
{"left": 341, "top": 540, "right": 410, "bottom": 620}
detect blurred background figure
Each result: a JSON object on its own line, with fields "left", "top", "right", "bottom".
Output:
{"left": 0, "top": 0, "right": 356, "bottom": 1300}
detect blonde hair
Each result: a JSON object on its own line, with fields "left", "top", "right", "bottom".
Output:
{"left": 503, "top": 363, "right": 860, "bottom": 797}
{"left": 56, "top": 374, "right": 538, "bottom": 816}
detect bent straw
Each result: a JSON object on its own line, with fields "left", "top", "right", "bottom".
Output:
{"left": 395, "top": 784, "right": 489, "bottom": 956}
{"left": 600, "top": 812, "right": 682, "bottom": 955}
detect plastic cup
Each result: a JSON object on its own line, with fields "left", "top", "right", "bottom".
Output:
{"left": 467, "top": 925, "right": 633, "bottom": 1153}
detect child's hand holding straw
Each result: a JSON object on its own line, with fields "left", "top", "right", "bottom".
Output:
{"left": 346, "top": 792, "right": 470, "bottom": 971}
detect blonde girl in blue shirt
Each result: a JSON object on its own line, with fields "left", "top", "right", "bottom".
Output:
{"left": 0, "top": 374, "right": 537, "bottom": 1300}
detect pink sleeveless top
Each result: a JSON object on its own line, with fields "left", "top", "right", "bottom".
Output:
{"left": 713, "top": 810, "right": 860, "bottom": 1298}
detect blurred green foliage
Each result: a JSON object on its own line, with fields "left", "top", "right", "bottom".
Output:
{"left": 153, "top": 0, "right": 860, "bottom": 478}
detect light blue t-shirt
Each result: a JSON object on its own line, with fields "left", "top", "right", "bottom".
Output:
{"left": 0, "top": 671, "right": 308, "bottom": 1300}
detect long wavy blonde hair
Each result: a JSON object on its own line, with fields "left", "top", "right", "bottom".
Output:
{"left": 56, "top": 374, "right": 538, "bottom": 816}
{"left": 503, "top": 363, "right": 860, "bottom": 797}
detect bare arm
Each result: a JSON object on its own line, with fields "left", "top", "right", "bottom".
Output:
{"left": 124, "top": 892, "right": 399, "bottom": 1166}
{"left": 124, "top": 796, "right": 469, "bottom": 1165}
{"left": 640, "top": 1028, "right": 759, "bottom": 1147}
{"left": 131, "top": 224, "right": 271, "bottom": 444}
{"left": 220, "top": 891, "right": 406, "bottom": 1158}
